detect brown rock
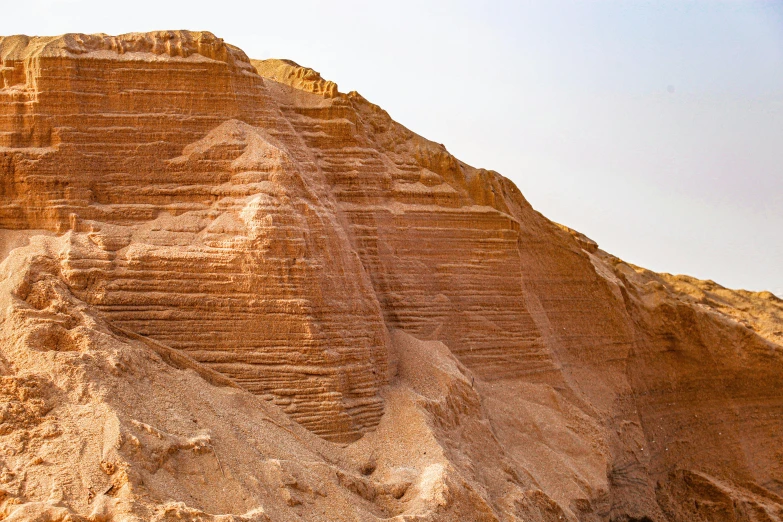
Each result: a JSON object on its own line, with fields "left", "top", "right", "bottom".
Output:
{"left": 0, "top": 31, "right": 780, "bottom": 521}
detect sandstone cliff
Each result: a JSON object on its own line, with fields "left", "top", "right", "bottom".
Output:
{"left": 0, "top": 31, "right": 780, "bottom": 522}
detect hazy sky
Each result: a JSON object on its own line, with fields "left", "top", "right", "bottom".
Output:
{"left": 2, "top": 0, "right": 781, "bottom": 295}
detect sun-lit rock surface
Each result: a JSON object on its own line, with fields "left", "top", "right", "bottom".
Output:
{"left": 0, "top": 31, "right": 388, "bottom": 443}
{"left": 0, "top": 31, "right": 781, "bottom": 521}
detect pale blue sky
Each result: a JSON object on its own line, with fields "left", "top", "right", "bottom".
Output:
{"left": 2, "top": 0, "right": 781, "bottom": 295}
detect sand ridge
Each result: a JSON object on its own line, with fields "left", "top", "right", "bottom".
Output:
{"left": 0, "top": 31, "right": 780, "bottom": 521}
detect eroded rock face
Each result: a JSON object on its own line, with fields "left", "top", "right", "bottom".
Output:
{"left": 0, "top": 31, "right": 388, "bottom": 442}
{"left": 0, "top": 31, "right": 781, "bottom": 522}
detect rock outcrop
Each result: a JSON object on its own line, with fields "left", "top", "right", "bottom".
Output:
{"left": 0, "top": 31, "right": 781, "bottom": 521}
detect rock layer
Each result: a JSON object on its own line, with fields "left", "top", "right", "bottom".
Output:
{"left": 0, "top": 31, "right": 781, "bottom": 522}
{"left": 0, "top": 32, "right": 388, "bottom": 442}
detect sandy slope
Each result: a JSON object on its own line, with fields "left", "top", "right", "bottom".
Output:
{"left": 0, "top": 32, "right": 781, "bottom": 521}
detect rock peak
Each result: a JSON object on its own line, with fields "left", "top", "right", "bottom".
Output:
{"left": 0, "top": 30, "right": 780, "bottom": 522}
{"left": 252, "top": 58, "right": 339, "bottom": 97}
{"left": 0, "top": 30, "right": 254, "bottom": 73}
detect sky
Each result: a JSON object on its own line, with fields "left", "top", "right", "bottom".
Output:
{"left": 2, "top": 0, "right": 781, "bottom": 295}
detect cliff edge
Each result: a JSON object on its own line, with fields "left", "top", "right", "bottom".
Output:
{"left": 0, "top": 31, "right": 781, "bottom": 522}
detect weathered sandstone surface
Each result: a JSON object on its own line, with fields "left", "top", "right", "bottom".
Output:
{"left": 0, "top": 31, "right": 781, "bottom": 521}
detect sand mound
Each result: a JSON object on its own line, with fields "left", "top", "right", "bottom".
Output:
{"left": 0, "top": 31, "right": 780, "bottom": 521}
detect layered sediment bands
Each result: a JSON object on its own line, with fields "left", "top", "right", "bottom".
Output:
{"left": 0, "top": 31, "right": 270, "bottom": 228}
{"left": 264, "top": 79, "right": 556, "bottom": 381}
{"left": 258, "top": 57, "right": 783, "bottom": 520}
{"left": 1, "top": 31, "right": 782, "bottom": 521}
{"left": 252, "top": 58, "right": 339, "bottom": 98}
{"left": 0, "top": 32, "right": 388, "bottom": 441}
{"left": 603, "top": 257, "right": 783, "bottom": 520}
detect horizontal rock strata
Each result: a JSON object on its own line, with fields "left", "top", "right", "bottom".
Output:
{"left": 0, "top": 31, "right": 781, "bottom": 522}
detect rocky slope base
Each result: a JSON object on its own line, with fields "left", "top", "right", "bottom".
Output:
{"left": 0, "top": 31, "right": 781, "bottom": 521}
